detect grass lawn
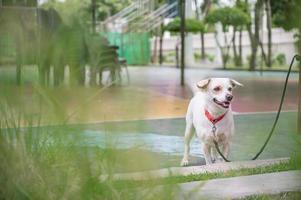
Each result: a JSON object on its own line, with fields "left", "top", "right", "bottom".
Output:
{"left": 111, "top": 159, "right": 301, "bottom": 188}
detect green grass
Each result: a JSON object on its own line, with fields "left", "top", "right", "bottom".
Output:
{"left": 0, "top": 87, "right": 181, "bottom": 199}
{"left": 239, "top": 192, "right": 301, "bottom": 200}
{"left": 225, "top": 62, "right": 299, "bottom": 72}
{"left": 111, "top": 158, "right": 301, "bottom": 189}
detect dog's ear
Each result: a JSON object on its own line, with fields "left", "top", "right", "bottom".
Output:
{"left": 197, "top": 79, "right": 211, "bottom": 89}
{"left": 230, "top": 79, "right": 243, "bottom": 87}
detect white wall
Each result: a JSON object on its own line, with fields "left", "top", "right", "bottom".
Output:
{"left": 151, "top": 28, "right": 297, "bottom": 66}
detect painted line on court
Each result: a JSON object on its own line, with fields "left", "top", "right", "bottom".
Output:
{"left": 233, "top": 110, "right": 297, "bottom": 115}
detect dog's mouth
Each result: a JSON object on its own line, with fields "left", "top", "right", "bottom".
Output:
{"left": 213, "top": 98, "right": 230, "bottom": 108}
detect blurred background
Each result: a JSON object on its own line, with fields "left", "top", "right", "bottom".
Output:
{"left": 0, "top": 0, "right": 300, "bottom": 199}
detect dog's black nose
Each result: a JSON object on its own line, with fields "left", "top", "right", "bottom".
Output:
{"left": 226, "top": 94, "right": 233, "bottom": 101}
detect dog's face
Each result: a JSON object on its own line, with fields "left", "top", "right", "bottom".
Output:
{"left": 197, "top": 78, "right": 243, "bottom": 110}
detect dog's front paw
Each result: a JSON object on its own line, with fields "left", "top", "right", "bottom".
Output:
{"left": 214, "top": 158, "right": 223, "bottom": 164}
{"left": 180, "top": 158, "right": 189, "bottom": 167}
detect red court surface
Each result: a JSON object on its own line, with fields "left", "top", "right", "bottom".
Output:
{"left": 128, "top": 67, "right": 299, "bottom": 114}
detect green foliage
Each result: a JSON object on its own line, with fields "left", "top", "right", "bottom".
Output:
{"left": 194, "top": 52, "right": 215, "bottom": 62}
{"left": 41, "top": 0, "right": 133, "bottom": 24}
{"left": 206, "top": 7, "right": 250, "bottom": 31}
{"left": 96, "top": 0, "right": 133, "bottom": 21}
{"left": 41, "top": 0, "right": 91, "bottom": 26}
{"left": 271, "top": 0, "right": 301, "bottom": 31}
{"left": 164, "top": 18, "right": 206, "bottom": 33}
{"left": 275, "top": 53, "right": 286, "bottom": 66}
{"left": 235, "top": 0, "right": 249, "bottom": 13}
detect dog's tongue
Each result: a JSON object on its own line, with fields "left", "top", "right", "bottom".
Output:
{"left": 223, "top": 102, "right": 230, "bottom": 107}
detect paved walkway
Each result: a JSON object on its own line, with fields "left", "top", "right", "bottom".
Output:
{"left": 176, "top": 170, "right": 301, "bottom": 199}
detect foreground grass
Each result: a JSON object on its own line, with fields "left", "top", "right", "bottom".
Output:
{"left": 0, "top": 93, "right": 182, "bottom": 199}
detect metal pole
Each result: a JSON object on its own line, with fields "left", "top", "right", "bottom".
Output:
{"left": 180, "top": 0, "right": 185, "bottom": 86}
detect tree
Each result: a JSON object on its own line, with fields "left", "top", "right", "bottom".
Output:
{"left": 233, "top": 0, "right": 249, "bottom": 67}
{"left": 164, "top": 17, "right": 206, "bottom": 68}
{"left": 270, "top": 0, "right": 301, "bottom": 134}
{"left": 164, "top": 18, "right": 205, "bottom": 33}
{"left": 194, "top": 0, "right": 211, "bottom": 61}
{"left": 206, "top": 6, "right": 250, "bottom": 68}
{"left": 244, "top": 0, "right": 264, "bottom": 71}
{"left": 265, "top": 0, "right": 272, "bottom": 68}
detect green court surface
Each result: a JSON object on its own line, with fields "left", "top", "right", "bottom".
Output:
{"left": 62, "top": 111, "right": 300, "bottom": 172}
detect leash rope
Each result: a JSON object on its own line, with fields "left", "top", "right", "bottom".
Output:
{"left": 213, "top": 54, "right": 300, "bottom": 162}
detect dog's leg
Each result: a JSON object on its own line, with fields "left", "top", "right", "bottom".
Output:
{"left": 203, "top": 144, "right": 212, "bottom": 164}
{"left": 211, "top": 146, "right": 219, "bottom": 163}
{"left": 222, "top": 142, "right": 230, "bottom": 160}
{"left": 180, "top": 121, "right": 194, "bottom": 166}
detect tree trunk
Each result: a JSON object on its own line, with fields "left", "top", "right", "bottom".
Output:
{"left": 222, "top": 32, "right": 228, "bottom": 69}
{"left": 176, "top": 44, "right": 179, "bottom": 68}
{"left": 247, "top": 0, "right": 263, "bottom": 71}
{"left": 90, "top": 66, "right": 97, "bottom": 86}
{"left": 159, "top": 35, "right": 163, "bottom": 65}
{"left": 233, "top": 26, "right": 239, "bottom": 67}
{"left": 265, "top": 0, "right": 272, "bottom": 68}
{"left": 159, "top": 21, "right": 164, "bottom": 65}
{"left": 53, "top": 66, "right": 65, "bottom": 86}
{"left": 238, "top": 27, "right": 243, "bottom": 66}
{"left": 193, "top": 0, "right": 206, "bottom": 61}
{"left": 201, "top": 33, "right": 205, "bottom": 60}
{"left": 152, "top": 35, "right": 158, "bottom": 63}
{"left": 246, "top": 24, "right": 256, "bottom": 70}
{"left": 299, "top": 68, "right": 301, "bottom": 134}
{"left": 222, "top": 30, "right": 234, "bottom": 69}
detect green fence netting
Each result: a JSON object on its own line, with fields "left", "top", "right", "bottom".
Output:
{"left": 103, "top": 32, "right": 151, "bottom": 65}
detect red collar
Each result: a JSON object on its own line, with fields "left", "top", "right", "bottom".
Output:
{"left": 205, "top": 109, "right": 227, "bottom": 124}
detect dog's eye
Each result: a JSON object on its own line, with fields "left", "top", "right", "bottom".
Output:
{"left": 213, "top": 86, "right": 221, "bottom": 92}
{"left": 228, "top": 87, "right": 232, "bottom": 91}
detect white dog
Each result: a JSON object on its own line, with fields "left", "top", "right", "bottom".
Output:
{"left": 181, "top": 78, "right": 243, "bottom": 166}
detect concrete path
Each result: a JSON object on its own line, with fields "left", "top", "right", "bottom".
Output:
{"left": 176, "top": 170, "right": 301, "bottom": 199}
{"left": 100, "top": 157, "right": 289, "bottom": 181}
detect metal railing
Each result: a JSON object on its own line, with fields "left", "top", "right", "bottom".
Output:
{"left": 101, "top": 0, "right": 178, "bottom": 33}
